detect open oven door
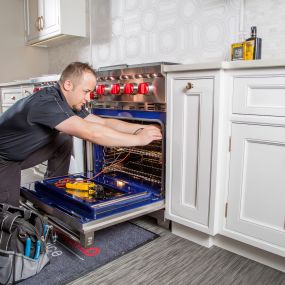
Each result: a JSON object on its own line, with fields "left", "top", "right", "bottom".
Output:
{"left": 20, "top": 109, "right": 166, "bottom": 248}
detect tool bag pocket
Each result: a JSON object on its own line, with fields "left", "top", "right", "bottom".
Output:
{"left": 0, "top": 203, "right": 49, "bottom": 284}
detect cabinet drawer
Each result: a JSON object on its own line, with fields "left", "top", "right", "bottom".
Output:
{"left": 233, "top": 75, "right": 285, "bottom": 117}
{"left": 1, "top": 87, "right": 22, "bottom": 104}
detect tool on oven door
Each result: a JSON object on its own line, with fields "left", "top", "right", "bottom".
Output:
{"left": 65, "top": 181, "right": 95, "bottom": 191}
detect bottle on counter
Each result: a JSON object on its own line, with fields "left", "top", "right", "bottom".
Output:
{"left": 245, "top": 26, "right": 262, "bottom": 60}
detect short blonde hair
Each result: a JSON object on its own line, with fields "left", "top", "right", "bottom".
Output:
{"left": 59, "top": 62, "right": 96, "bottom": 87}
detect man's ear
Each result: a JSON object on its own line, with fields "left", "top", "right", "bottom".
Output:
{"left": 62, "top": 80, "right": 73, "bottom": 91}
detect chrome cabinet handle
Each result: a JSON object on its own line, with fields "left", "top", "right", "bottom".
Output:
{"left": 186, "top": 82, "right": 194, "bottom": 90}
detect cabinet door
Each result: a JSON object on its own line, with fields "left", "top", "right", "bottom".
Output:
{"left": 25, "top": 0, "right": 41, "bottom": 41}
{"left": 227, "top": 123, "right": 285, "bottom": 250}
{"left": 42, "top": 0, "right": 59, "bottom": 36}
{"left": 166, "top": 77, "right": 214, "bottom": 231}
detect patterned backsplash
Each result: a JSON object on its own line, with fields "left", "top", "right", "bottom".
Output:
{"left": 48, "top": 0, "right": 285, "bottom": 73}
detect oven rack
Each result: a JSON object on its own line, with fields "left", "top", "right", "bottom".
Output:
{"left": 104, "top": 147, "right": 162, "bottom": 159}
{"left": 106, "top": 165, "right": 161, "bottom": 184}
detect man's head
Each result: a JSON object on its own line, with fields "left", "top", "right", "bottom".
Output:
{"left": 59, "top": 62, "right": 96, "bottom": 111}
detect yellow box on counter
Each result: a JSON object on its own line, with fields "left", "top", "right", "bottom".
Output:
{"left": 231, "top": 42, "right": 246, "bottom": 61}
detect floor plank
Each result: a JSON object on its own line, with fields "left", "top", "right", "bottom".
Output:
{"left": 68, "top": 217, "right": 285, "bottom": 285}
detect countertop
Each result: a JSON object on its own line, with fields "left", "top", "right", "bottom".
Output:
{"left": 0, "top": 74, "right": 59, "bottom": 88}
{"left": 2, "top": 59, "right": 285, "bottom": 87}
{"left": 163, "top": 58, "right": 285, "bottom": 72}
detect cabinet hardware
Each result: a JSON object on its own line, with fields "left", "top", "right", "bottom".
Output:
{"left": 185, "top": 82, "right": 194, "bottom": 90}
{"left": 40, "top": 16, "right": 44, "bottom": 30}
{"left": 225, "top": 203, "right": 228, "bottom": 218}
{"left": 35, "top": 17, "right": 40, "bottom": 31}
{"left": 10, "top": 96, "right": 16, "bottom": 100}
{"left": 228, "top": 136, "right": 232, "bottom": 152}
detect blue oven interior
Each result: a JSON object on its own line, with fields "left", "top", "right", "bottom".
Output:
{"left": 21, "top": 109, "right": 165, "bottom": 223}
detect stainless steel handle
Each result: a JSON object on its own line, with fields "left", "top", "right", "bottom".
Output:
{"left": 186, "top": 82, "right": 194, "bottom": 90}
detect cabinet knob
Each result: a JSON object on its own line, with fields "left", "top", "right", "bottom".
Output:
{"left": 11, "top": 96, "right": 16, "bottom": 100}
{"left": 40, "top": 16, "right": 44, "bottom": 30}
{"left": 35, "top": 17, "right": 41, "bottom": 31}
{"left": 186, "top": 82, "right": 194, "bottom": 90}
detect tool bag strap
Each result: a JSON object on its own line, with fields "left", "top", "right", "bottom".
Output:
{"left": 0, "top": 212, "right": 21, "bottom": 251}
{"left": 1, "top": 204, "right": 9, "bottom": 212}
{"left": 1, "top": 212, "right": 22, "bottom": 234}
{"left": 23, "top": 209, "right": 32, "bottom": 220}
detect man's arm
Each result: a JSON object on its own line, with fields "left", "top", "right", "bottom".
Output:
{"left": 84, "top": 114, "right": 150, "bottom": 134}
{"left": 55, "top": 116, "right": 162, "bottom": 147}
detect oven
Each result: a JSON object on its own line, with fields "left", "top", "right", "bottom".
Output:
{"left": 20, "top": 63, "right": 174, "bottom": 247}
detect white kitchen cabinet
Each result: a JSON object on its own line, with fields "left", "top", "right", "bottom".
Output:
{"left": 0, "top": 87, "right": 22, "bottom": 113}
{"left": 24, "top": 0, "right": 86, "bottom": 47}
{"left": 223, "top": 69, "right": 285, "bottom": 258}
{"left": 0, "top": 85, "right": 34, "bottom": 113}
{"left": 166, "top": 73, "right": 215, "bottom": 234}
{"left": 226, "top": 123, "right": 285, "bottom": 256}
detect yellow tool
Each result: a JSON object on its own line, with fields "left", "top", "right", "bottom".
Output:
{"left": 66, "top": 189, "right": 96, "bottom": 198}
{"left": 65, "top": 181, "right": 95, "bottom": 191}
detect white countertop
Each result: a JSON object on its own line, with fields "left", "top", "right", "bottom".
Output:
{"left": 2, "top": 59, "right": 285, "bottom": 87}
{"left": 0, "top": 74, "right": 59, "bottom": 88}
{"left": 163, "top": 58, "right": 285, "bottom": 72}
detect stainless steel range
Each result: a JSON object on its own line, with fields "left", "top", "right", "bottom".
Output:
{"left": 21, "top": 62, "right": 175, "bottom": 247}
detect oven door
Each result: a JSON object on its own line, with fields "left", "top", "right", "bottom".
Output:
{"left": 20, "top": 109, "right": 165, "bottom": 247}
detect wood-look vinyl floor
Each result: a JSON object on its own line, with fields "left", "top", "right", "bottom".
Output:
{"left": 69, "top": 217, "right": 285, "bottom": 285}
{"left": 21, "top": 170, "right": 284, "bottom": 285}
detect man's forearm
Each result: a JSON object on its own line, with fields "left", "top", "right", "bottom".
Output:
{"left": 104, "top": 118, "right": 143, "bottom": 134}
{"left": 85, "top": 114, "right": 143, "bottom": 134}
{"left": 89, "top": 123, "right": 142, "bottom": 146}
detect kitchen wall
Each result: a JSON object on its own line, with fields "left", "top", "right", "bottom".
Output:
{"left": 2, "top": 0, "right": 284, "bottom": 81}
{"left": 48, "top": 0, "right": 241, "bottom": 73}
{"left": 0, "top": 0, "right": 49, "bottom": 82}
{"left": 48, "top": 0, "right": 285, "bottom": 74}
{"left": 244, "top": 0, "right": 285, "bottom": 59}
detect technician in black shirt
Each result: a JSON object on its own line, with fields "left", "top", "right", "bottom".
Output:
{"left": 0, "top": 62, "right": 162, "bottom": 206}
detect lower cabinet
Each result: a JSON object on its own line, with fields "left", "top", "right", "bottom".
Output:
{"left": 225, "top": 123, "right": 285, "bottom": 256}
{"left": 166, "top": 73, "right": 215, "bottom": 233}
{"left": 1, "top": 87, "right": 22, "bottom": 112}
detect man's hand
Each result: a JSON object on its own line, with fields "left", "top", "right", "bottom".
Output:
{"left": 136, "top": 125, "right": 162, "bottom": 145}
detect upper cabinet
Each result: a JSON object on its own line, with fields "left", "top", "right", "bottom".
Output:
{"left": 24, "top": 0, "right": 86, "bottom": 47}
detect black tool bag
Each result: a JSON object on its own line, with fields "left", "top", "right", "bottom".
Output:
{"left": 0, "top": 203, "right": 49, "bottom": 285}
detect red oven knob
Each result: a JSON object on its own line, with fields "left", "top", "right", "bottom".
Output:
{"left": 138, "top": 82, "right": 149, "bottom": 95}
{"left": 96, "top": 84, "right": 105, "bottom": 95}
{"left": 110, "top": 84, "right": 121, "bottom": 95}
{"left": 90, "top": 91, "right": 95, "bottom": 99}
{"left": 124, "top": 83, "right": 134, "bottom": 94}
{"left": 33, "top": 87, "right": 41, "bottom": 93}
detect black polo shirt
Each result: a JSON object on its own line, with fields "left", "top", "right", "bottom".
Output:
{"left": 0, "top": 84, "right": 89, "bottom": 161}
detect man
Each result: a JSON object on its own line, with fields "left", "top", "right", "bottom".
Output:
{"left": 0, "top": 62, "right": 162, "bottom": 206}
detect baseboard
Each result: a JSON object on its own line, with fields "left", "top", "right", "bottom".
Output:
{"left": 214, "top": 235, "right": 285, "bottom": 273}
{"left": 172, "top": 222, "right": 214, "bottom": 248}
{"left": 171, "top": 223, "right": 285, "bottom": 272}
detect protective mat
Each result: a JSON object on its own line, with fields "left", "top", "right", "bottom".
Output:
{"left": 19, "top": 222, "right": 159, "bottom": 285}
